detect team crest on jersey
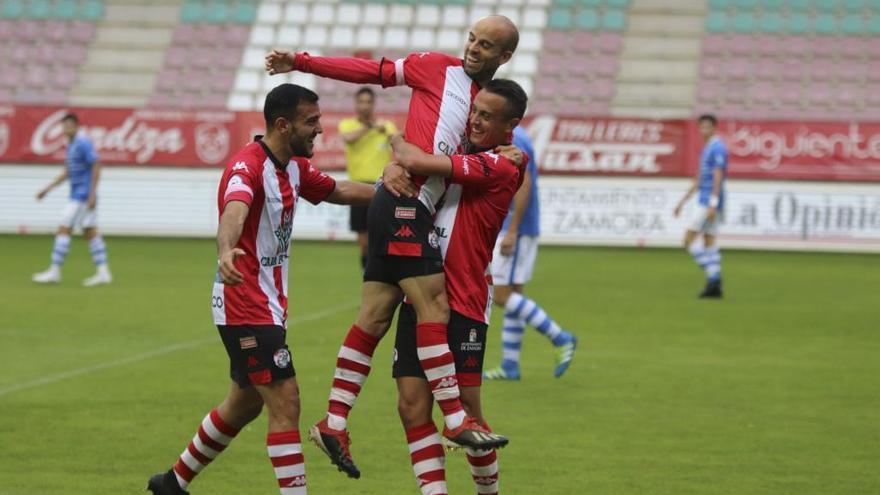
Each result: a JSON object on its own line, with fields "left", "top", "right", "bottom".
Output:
{"left": 428, "top": 230, "right": 440, "bottom": 249}
{"left": 275, "top": 210, "right": 293, "bottom": 254}
{"left": 469, "top": 328, "right": 477, "bottom": 343}
{"left": 462, "top": 328, "right": 482, "bottom": 351}
{"left": 273, "top": 348, "right": 291, "bottom": 368}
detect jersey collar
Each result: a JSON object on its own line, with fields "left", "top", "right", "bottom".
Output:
{"left": 254, "top": 136, "right": 286, "bottom": 170}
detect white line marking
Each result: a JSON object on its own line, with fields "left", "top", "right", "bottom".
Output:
{"left": 0, "top": 300, "right": 359, "bottom": 398}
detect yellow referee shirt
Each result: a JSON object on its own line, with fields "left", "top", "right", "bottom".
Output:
{"left": 338, "top": 118, "right": 398, "bottom": 183}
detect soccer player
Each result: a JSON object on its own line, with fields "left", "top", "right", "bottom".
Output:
{"left": 673, "top": 114, "right": 728, "bottom": 298}
{"left": 385, "top": 79, "right": 528, "bottom": 495}
{"left": 32, "top": 112, "right": 112, "bottom": 286}
{"left": 483, "top": 126, "right": 577, "bottom": 381}
{"left": 339, "top": 86, "right": 398, "bottom": 269}
{"left": 265, "top": 15, "right": 520, "bottom": 476}
{"left": 147, "top": 84, "right": 376, "bottom": 495}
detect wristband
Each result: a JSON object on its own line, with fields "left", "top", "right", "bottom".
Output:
{"left": 709, "top": 196, "right": 720, "bottom": 208}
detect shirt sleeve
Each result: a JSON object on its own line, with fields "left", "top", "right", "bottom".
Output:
{"left": 83, "top": 139, "right": 99, "bottom": 164}
{"left": 293, "top": 52, "right": 399, "bottom": 87}
{"left": 399, "top": 52, "right": 457, "bottom": 90}
{"left": 711, "top": 144, "right": 728, "bottom": 171}
{"left": 222, "top": 162, "right": 258, "bottom": 208}
{"left": 449, "top": 152, "right": 517, "bottom": 189}
{"left": 299, "top": 161, "right": 337, "bottom": 205}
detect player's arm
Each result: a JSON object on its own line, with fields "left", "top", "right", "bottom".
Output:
{"left": 674, "top": 172, "right": 699, "bottom": 218}
{"left": 265, "top": 50, "right": 398, "bottom": 87}
{"left": 86, "top": 163, "right": 101, "bottom": 209}
{"left": 325, "top": 181, "right": 375, "bottom": 205}
{"left": 216, "top": 201, "right": 249, "bottom": 285}
{"left": 389, "top": 134, "right": 453, "bottom": 177}
{"left": 499, "top": 170, "right": 532, "bottom": 256}
{"left": 35, "top": 168, "right": 69, "bottom": 200}
{"left": 706, "top": 152, "right": 726, "bottom": 220}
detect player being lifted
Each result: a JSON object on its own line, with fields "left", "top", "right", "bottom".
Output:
{"left": 483, "top": 126, "right": 577, "bottom": 381}
{"left": 674, "top": 114, "right": 728, "bottom": 298}
{"left": 147, "top": 84, "right": 376, "bottom": 495}
{"left": 265, "top": 15, "right": 520, "bottom": 477}
{"left": 383, "top": 79, "right": 529, "bottom": 495}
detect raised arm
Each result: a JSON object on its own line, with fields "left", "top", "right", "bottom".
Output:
{"left": 265, "top": 50, "right": 399, "bottom": 87}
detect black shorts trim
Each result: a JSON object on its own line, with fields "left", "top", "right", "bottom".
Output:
{"left": 392, "top": 303, "right": 487, "bottom": 387}
{"left": 217, "top": 325, "right": 296, "bottom": 388}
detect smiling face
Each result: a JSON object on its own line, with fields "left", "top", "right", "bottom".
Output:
{"left": 275, "top": 100, "right": 323, "bottom": 158}
{"left": 463, "top": 16, "right": 516, "bottom": 82}
{"left": 468, "top": 89, "right": 518, "bottom": 149}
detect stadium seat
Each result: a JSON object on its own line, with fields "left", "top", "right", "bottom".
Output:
{"left": 415, "top": 5, "right": 440, "bottom": 27}
{"left": 814, "top": 0, "right": 838, "bottom": 13}
{"left": 410, "top": 28, "right": 436, "bottom": 49}
{"left": 732, "top": 13, "right": 756, "bottom": 33}
{"left": 760, "top": 0, "right": 785, "bottom": 10}
{"left": 571, "top": 32, "right": 595, "bottom": 52}
{"left": 1, "top": 0, "right": 24, "bottom": 19}
{"left": 303, "top": 26, "right": 329, "bottom": 47}
{"left": 512, "top": 52, "right": 538, "bottom": 75}
{"left": 780, "top": 35, "right": 809, "bottom": 57}
{"left": 441, "top": 5, "right": 468, "bottom": 28}
{"left": 249, "top": 25, "right": 275, "bottom": 47}
{"left": 700, "top": 59, "right": 723, "bottom": 79}
{"left": 283, "top": 3, "right": 308, "bottom": 25}
{"left": 843, "top": 0, "right": 865, "bottom": 11}
{"left": 840, "top": 15, "right": 864, "bottom": 35}
{"left": 329, "top": 26, "right": 356, "bottom": 48}
{"left": 519, "top": 29, "right": 542, "bottom": 52}
{"left": 759, "top": 12, "right": 783, "bottom": 33}
{"left": 522, "top": 7, "right": 548, "bottom": 29}
{"left": 780, "top": 60, "right": 804, "bottom": 80}
{"left": 277, "top": 26, "right": 301, "bottom": 46}
{"left": 540, "top": 53, "right": 566, "bottom": 73}
{"left": 814, "top": 14, "right": 837, "bottom": 35}
{"left": 231, "top": 3, "right": 257, "bottom": 24}
{"left": 548, "top": 8, "right": 572, "bottom": 30}
{"left": 702, "top": 34, "right": 725, "bottom": 55}
{"left": 598, "top": 32, "right": 622, "bottom": 53}
{"left": 311, "top": 4, "right": 335, "bottom": 25}
{"left": 810, "top": 37, "right": 837, "bottom": 58}
{"left": 389, "top": 5, "right": 414, "bottom": 25}
{"left": 786, "top": 14, "right": 811, "bottom": 34}
{"left": 383, "top": 27, "right": 409, "bottom": 48}
{"left": 705, "top": 12, "right": 728, "bottom": 32}
{"left": 787, "top": 0, "right": 811, "bottom": 11}
{"left": 28, "top": 0, "right": 51, "bottom": 19}
{"left": 808, "top": 60, "right": 834, "bottom": 82}
{"left": 753, "top": 58, "right": 778, "bottom": 80}
{"left": 730, "top": 34, "right": 754, "bottom": 56}
{"left": 601, "top": 10, "right": 626, "bottom": 31}
{"left": 437, "top": 29, "right": 463, "bottom": 51}
{"left": 544, "top": 31, "right": 568, "bottom": 53}
{"left": 55, "top": 0, "right": 77, "bottom": 20}
{"left": 595, "top": 55, "right": 618, "bottom": 77}
{"left": 576, "top": 9, "right": 600, "bottom": 30}
{"left": 256, "top": 3, "right": 282, "bottom": 24}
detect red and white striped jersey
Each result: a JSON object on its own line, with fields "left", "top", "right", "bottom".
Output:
{"left": 293, "top": 51, "right": 479, "bottom": 213}
{"left": 435, "top": 151, "right": 526, "bottom": 323}
{"left": 212, "top": 139, "right": 336, "bottom": 327}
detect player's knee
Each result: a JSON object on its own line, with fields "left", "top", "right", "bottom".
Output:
{"left": 83, "top": 228, "right": 97, "bottom": 239}
{"left": 397, "top": 393, "right": 431, "bottom": 426}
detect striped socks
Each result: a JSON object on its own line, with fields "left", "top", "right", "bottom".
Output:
{"left": 50, "top": 233, "right": 70, "bottom": 268}
{"left": 500, "top": 313, "right": 526, "bottom": 368}
{"left": 327, "top": 325, "right": 379, "bottom": 431}
{"left": 267, "top": 430, "right": 307, "bottom": 494}
{"left": 89, "top": 235, "right": 108, "bottom": 267}
{"left": 504, "top": 292, "right": 568, "bottom": 347}
{"left": 406, "top": 423, "right": 447, "bottom": 495}
{"left": 172, "top": 409, "right": 241, "bottom": 490}
{"left": 416, "top": 322, "right": 466, "bottom": 430}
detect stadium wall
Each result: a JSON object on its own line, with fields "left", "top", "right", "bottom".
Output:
{"left": 2, "top": 165, "right": 878, "bottom": 253}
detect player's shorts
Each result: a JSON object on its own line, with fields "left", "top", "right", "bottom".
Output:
{"left": 687, "top": 205, "right": 723, "bottom": 236}
{"left": 60, "top": 200, "right": 97, "bottom": 229}
{"left": 392, "top": 303, "right": 487, "bottom": 387}
{"left": 491, "top": 234, "right": 538, "bottom": 286}
{"left": 364, "top": 188, "right": 443, "bottom": 284}
{"left": 217, "top": 324, "right": 296, "bottom": 388}
{"left": 348, "top": 181, "right": 373, "bottom": 233}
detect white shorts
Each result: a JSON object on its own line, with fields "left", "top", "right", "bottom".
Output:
{"left": 491, "top": 234, "right": 538, "bottom": 286}
{"left": 60, "top": 200, "right": 97, "bottom": 230}
{"left": 687, "top": 205, "right": 721, "bottom": 236}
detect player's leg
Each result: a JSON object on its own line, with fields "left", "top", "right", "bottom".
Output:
{"left": 82, "top": 221, "right": 112, "bottom": 286}
{"left": 33, "top": 201, "right": 81, "bottom": 283}
{"left": 349, "top": 203, "right": 369, "bottom": 270}
{"left": 310, "top": 279, "right": 402, "bottom": 478}
{"left": 254, "top": 377, "right": 308, "bottom": 495}
{"left": 699, "top": 231, "right": 723, "bottom": 298}
{"left": 149, "top": 382, "right": 262, "bottom": 494}
{"left": 459, "top": 387, "right": 499, "bottom": 495}
{"left": 484, "top": 284, "right": 524, "bottom": 380}
{"left": 393, "top": 311, "right": 448, "bottom": 495}
{"left": 496, "top": 237, "right": 577, "bottom": 378}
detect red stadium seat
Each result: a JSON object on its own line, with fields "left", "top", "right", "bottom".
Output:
{"left": 730, "top": 34, "right": 755, "bottom": 56}
{"left": 702, "top": 34, "right": 725, "bottom": 55}
{"left": 69, "top": 21, "right": 95, "bottom": 44}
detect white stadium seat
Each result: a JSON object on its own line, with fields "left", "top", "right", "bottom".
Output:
{"left": 241, "top": 47, "right": 266, "bottom": 69}
{"left": 310, "top": 4, "right": 336, "bottom": 25}
{"left": 356, "top": 26, "right": 382, "bottom": 49}
{"left": 337, "top": 4, "right": 361, "bottom": 26}
{"left": 234, "top": 70, "right": 260, "bottom": 92}
{"left": 522, "top": 8, "right": 547, "bottom": 29}
{"left": 363, "top": 4, "right": 388, "bottom": 26}
{"left": 443, "top": 6, "right": 468, "bottom": 29}
{"left": 415, "top": 5, "right": 440, "bottom": 27}
{"left": 276, "top": 26, "right": 301, "bottom": 47}
{"left": 256, "top": 3, "right": 282, "bottom": 25}
{"left": 383, "top": 27, "right": 409, "bottom": 49}
{"left": 329, "top": 26, "right": 355, "bottom": 48}
{"left": 513, "top": 76, "right": 533, "bottom": 99}
{"left": 512, "top": 52, "right": 537, "bottom": 75}
{"left": 438, "top": 29, "right": 465, "bottom": 52}
{"left": 469, "top": 6, "right": 492, "bottom": 25}
{"left": 283, "top": 3, "right": 309, "bottom": 25}
{"left": 519, "top": 29, "right": 542, "bottom": 52}
{"left": 290, "top": 71, "right": 316, "bottom": 91}
{"left": 227, "top": 92, "right": 254, "bottom": 111}
{"left": 495, "top": 7, "right": 521, "bottom": 26}
{"left": 389, "top": 5, "right": 414, "bottom": 26}
{"left": 501, "top": 0, "right": 525, "bottom": 6}
{"left": 526, "top": 0, "right": 551, "bottom": 5}
{"left": 249, "top": 25, "right": 275, "bottom": 47}
{"left": 303, "top": 26, "right": 329, "bottom": 47}
{"left": 410, "top": 28, "right": 436, "bottom": 50}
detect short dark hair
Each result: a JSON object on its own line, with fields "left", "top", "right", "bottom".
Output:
{"left": 355, "top": 86, "right": 374, "bottom": 99}
{"left": 484, "top": 79, "right": 528, "bottom": 120}
{"left": 698, "top": 114, "right": 718, "bottom": 126}
{"left": 62, "top": 113, "right": 78, "bottom": 124}
{"left": 263, "top": 84, "right": 319, "bottom": 128}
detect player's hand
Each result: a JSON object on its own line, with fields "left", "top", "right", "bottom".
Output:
{"left": 673, "top": 203, "right": 683, "bottom": 218}
{"left": 35, "top": 189, "right": 48, "bottom": 201}
{"left": 382, "top": 162, "right": 417, "bottom": 198}
{"left": 500, "top": 230, "right": 517, "bottom": 256}
{"left": 218, "top": 248, "right": 246, "bottom": 285}
{"left": 706, "top": 206, "right": 717, "bottom": 221}
{"left": 265, "top": 49, "right": 294, "bottom": 75}
{"left": 495, "top": 144, "right": 524, "bottom": 167}
{"left": 87, "top": 193, "right": 97, "bottom": 210}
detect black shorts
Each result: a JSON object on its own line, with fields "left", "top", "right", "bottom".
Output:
{"left": 349, "top": 183, "right": 372, "bottom": 233}
{"left": 363, "top": 187, "right": 443, "bottom": 284}
{"left": 392, "top": 303, "right": 487, "bottom": 387}
{"left": 217, "top": 325, "right": 296, "bottom": 388}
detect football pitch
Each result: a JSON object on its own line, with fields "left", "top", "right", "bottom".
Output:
{"left": 0, "top": 235, "right": 877, "bottom": 495}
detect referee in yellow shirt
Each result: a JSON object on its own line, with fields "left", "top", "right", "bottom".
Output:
{"left": 339, "top": 87, "right": 398, "bottom": 269}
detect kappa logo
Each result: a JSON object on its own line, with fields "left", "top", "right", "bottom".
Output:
{"left": 462, "top": 356, "right": 480, "bottom": 369}
{"left": 436, "top": 376, "right": 458, "bottom": 389}
{"left": 394, "top": 207, "right": 417, "bottom": 219}
{"left": 474, "top": 475, "right": 497, "bottom": 486}
{"left": 247, "top": 356, "right": 260, "bottom": 367}
{"left": 285, "top": 475, "right": 306, "bottom": 487}
{"left": 232, "top": 161, "right": 248, "bottom": 172}
{"left": 394, "top": 224, "right": 415, "bottom": 238}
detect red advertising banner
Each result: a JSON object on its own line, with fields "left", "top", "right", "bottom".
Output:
{"left": 2, "top": 104, "right": 879, "bottom": 182}
{"left": 718, "top": 120, "right": 880, "bottom": 182}
{"left": 524, "top": 115, "right": 692, "bottom": 177}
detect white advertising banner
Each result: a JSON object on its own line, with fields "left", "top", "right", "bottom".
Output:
{"left": 2, "top": 166, "right": 879, "bottom": 252}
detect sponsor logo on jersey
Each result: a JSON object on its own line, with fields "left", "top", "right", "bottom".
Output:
{"left": 434, "top": 226, "right": 448, "bottom": 239}
{"left": 273, "top": 348, "right": 291, "bottom": 368}
{"left": 444, "top": 89, "right": 469, "bottom": 108}
{"left": 239, "top": 336, "right": 258, "bottom": 349}
{"left": 428, "top": 230, "right": 440, "bottom": 249}
{"left": 437, "top": 140, "right": 455, "bottom": 156}
{"left": 394, "top": 225, "right": 415, "bottom": 238}
{"left": 461, "top": 328, "right": 482, "bottom": 351}
{"left": 394, "top": 207, "right": 417, "bottom": 219}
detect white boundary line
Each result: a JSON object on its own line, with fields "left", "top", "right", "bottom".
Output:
{"left": 0, "top": 300, "right": 359, "bottom": 398}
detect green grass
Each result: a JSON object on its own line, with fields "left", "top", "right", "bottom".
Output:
{"left": 0, "top": 235, "right": 878, "bottom": 494}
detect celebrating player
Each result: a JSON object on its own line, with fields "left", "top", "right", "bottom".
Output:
{"left": 32, "top": 112, "right": 112, "bottom": 287}
{"left": 384, "top": 79, "right": 528, "bottom": 495}
{"left": 483, "top": 126, "right": 577, "bottom": 381}
{"left": 339, "top": 86, "right": 398, "bottom": 270}
{"left": 265, "top": 15, "right": 520, "bottom": 476}
{"left": 673, "top": 114, "right": 728, "bottom": 298}
{"left": 147, "top": 84, "right": 376, "bottom": 495}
